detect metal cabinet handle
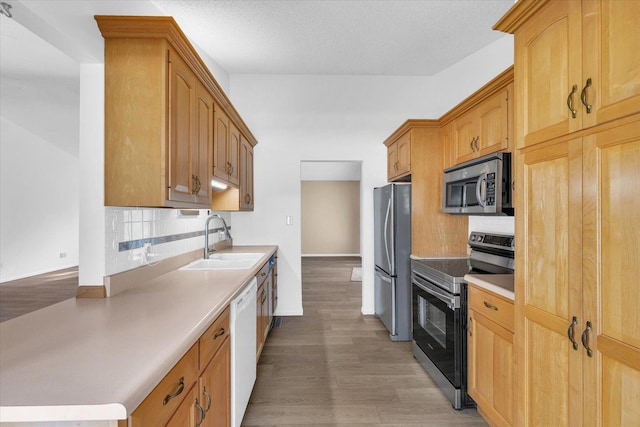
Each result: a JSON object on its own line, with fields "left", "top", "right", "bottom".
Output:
{"left": 567, "top": 84, "right": 578, "bottom": 118}
{"left": 195, "top": 398, "right": 206, "bottom": 427}
{"left": 581, "top": 78, "right": 593, "bottom": 113}
{"left": 213, "top": 327, "right": 225, "bottom": 339}
{"left": 567, "top": 316, "right": 579, "bottom": 350}
{"left": 203, "top": 386, "right": 212, "bottom": 412}
{"left": 192, "top": 175, "right": 202, "bottom": 195}
{"left": 581, "top": 321, "right": 593, "bottom": 357}
{"left": 474, "top": 136, "right": 479, "bottom": 152}
{"left": 162, "top": 377, "right": 185, "bottom": 406}
{"left": 483, "top": 301, "right": 498, "bottom": 311}
{"left": 468, "top": 316, "right": 473, "bottom": 337}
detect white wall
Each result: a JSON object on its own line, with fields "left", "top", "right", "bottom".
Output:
{"left": 0, "top": 117, "right": 79, "bottom": 282}
{"left": 228, "top": 36, "right": 513, "bottom": 316}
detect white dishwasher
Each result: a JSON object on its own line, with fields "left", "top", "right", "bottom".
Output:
{"left": 230, "top": 277, "right": 257, "bottom": 427}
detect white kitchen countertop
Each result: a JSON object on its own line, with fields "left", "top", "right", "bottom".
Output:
{"left": 0, "top": 245, "right": 277, "bottom": 423}
{"left": 464, "top": 273, "right": 514, "bottom": 301}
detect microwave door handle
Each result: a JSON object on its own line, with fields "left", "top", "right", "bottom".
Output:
{"left": 476, "top": 173, "right": 488, "bottom": 208}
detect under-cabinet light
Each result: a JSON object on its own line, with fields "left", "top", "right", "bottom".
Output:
{"left": 210, "top": 179, "right": 228, "bottom": 190}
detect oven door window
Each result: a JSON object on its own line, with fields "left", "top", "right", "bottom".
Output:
{"left": 412, "top": 283, "right": 462, "bottom": 387}
{"left": 418, "top": 296, "right": 447, "bottom": 347}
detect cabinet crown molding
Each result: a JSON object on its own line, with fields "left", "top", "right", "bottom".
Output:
{"left": 493, "top": 0, "right": 550, "bottom": 34}
{"left": 438, "top": 66, "right": 513, "bottom": 126}
{"left": 383, "top": 119, "right": 439, "bottom": 147}
{"left": 95, "top": 15, "right": 258, "bottom": 147}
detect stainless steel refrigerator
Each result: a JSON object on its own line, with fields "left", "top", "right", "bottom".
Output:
{"left": 374, "top": 183, "right": 411, "bottom": 341}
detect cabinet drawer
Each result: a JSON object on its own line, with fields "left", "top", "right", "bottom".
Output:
{"left": 468, "top": 284, "right": 514, "bottom": 332}
{"left": 199, "top": 306, "right": 230, "bottom": 371}
{"left": 130, "top": 343, "right": 198, "bottom": 427}
{"left": 256, "top": 260, "right": 271, "bottom": 286}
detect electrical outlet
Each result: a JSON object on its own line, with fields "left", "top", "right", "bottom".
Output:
{"left": 59, "top": 252, "right": 67, "bottom": 259}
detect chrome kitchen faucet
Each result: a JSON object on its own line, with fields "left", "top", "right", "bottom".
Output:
{"left": 204, "top": 213, "right": 232, "bottom": 258}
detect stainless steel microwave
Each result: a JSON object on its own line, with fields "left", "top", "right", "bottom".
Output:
{"left": 442, "top": 152, "right": 513, "bottom": 215}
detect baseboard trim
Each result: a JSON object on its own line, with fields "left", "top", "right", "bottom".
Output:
{"left": 76, "top": 285, "right": 107, "bottom": 298}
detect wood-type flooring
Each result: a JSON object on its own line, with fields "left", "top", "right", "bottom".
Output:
{"left": 243, "top": 256, "right": 488, "bottom": 426}
{"left": 0, "top": 267, "right": 78, "bottom": 323}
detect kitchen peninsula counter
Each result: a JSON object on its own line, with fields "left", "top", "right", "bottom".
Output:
{"left": 0, "top": 245, "right": 277, "bottom": 423}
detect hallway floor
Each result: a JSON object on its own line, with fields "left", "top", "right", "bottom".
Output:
{"left": 242, "top": 256, "right": 487, "bottom": 426}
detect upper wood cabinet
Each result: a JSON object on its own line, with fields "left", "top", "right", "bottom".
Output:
{"left": 386, "top": 130, "right": 411, "bottom": 181}
{"left": 496, "top": 0, "right": 640, "bottom": 149}
{"left": 452, "top": 85, "right": 512, "bottom": 165}
{"left": 211, "top": 133, "right": 255, "bottom": 211}
{"left": 441, "top": 68, "right": 513, "bottom": 167}
{"left": 239, "top": 136, "right": 254, "bottom": 211}
{"left": 97, "top": 16, "right": 258, "bottom": 208}
{"left": 213, "top": 108, "right": 240, "bottom": 187}
{"left": 383, "top": 121, "right": 469, "bottom": 255}
{"left": 167, "top": 52, "right": 213, "bottom": 206}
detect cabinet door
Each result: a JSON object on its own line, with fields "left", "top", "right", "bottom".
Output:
{"left": 271, "top": 259, "right": 278, "bottom": 314}
{"left": 199, "top": 337, "right": 231, "bottom": 427}
{"left": 256, "top": 283, "right": 265, "bottom": 357}
{"left": 193, "top": 82, "right": 213, "bottom": 205}
{"left": 516, "top": 139, "right": 584, "bottom": 426}
{"left": 168, "top": 49, "right": 196, "bottom": 203}
{"left": 387, "top": 141, "right": 399, "bottom": 180}
{"left": 441, "top": 122, "right": 454, "bottom": 169}
{"left": 582, "top": 120, "right": 640, "bottom": 426}
{"left": 213, "top": 106, "right": 230, "bottom": 183}
{"left": 239, "top": 137, "right": 254, "bottom": 210}
{"left": 453, "top": 111, "right": 477, "bottom": 164}
{"left": 514, "top": 0, "right": 582, "bottom": 148}
{"left": 228, "top": 123, "right": 241, "bottom": 186}
{"left": 166, "top": 385, "right": 197, "bottom": 427}
{"left": 581, "top": 0, "right": 640, "bottom": 129}
{"left": 477, "top": 87, "right": 510, "bottom": 157}
{"left": 395, "top": 131, "right": 411, "bottom": 177}
{"left": 468, "top": 310, "right": 514, "bottom": 427}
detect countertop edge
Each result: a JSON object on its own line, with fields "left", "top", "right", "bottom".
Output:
{"left": 464, "top": 273, "right": 515, "bottom": 301}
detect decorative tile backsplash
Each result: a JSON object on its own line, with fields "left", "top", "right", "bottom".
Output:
{"left": 104, "top": 208, "right": 231, "bottom": 275}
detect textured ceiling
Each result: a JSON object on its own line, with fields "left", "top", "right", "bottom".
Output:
{"left": 151, "top": 0, "right": 515, "bottom": 76}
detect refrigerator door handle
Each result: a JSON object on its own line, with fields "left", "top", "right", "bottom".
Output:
{"left": 391, "top": 276, "right": 396, "bottom": 336}
{"left": 375, "top": 269, "right": 396, "bottom": 336}
{"left": 384, "top": 198, "right": 392, "bottom": 271}
{"left": 376, "top": 270, "right": 392, "bottom": 283}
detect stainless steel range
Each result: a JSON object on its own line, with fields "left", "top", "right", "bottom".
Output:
{"left": 411, "top": 232, "right": 514, "bottom": 410}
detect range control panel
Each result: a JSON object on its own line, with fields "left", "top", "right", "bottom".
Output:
{"left": 468, "top": 232, "right": 514, "bottom": 251}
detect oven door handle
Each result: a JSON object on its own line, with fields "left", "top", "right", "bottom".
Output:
{"left": 413, "top": 278, "right": 458, "bottom": 309}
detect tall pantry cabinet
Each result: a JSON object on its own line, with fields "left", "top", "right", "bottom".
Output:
{"left": 495, "top": 1, "right": 640, "bottom": 426}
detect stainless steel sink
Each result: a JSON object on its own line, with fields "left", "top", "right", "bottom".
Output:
{"left": 180, "top": 253, "right": 265, "bottom": 270}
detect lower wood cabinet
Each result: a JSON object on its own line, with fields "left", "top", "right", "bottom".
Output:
{"left": 165, "top": 385, "right": 199, "bottom": 427}
{"left": 256, "top": 256, "right": 277, "bottom": 359}
{"left": 129, "top": 308, "right": 230, "bottom": 427}
{"left": 130, "top": 344, "right": 199, "bottom": 426}
{"left": 467, "top": 283, "right": 514, "bottom": 427}
{"left": 198, "top": 337, "right": 231, "bottom": 427}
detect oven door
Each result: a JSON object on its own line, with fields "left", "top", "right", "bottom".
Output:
{"left": 412, "top": 273, "right": 465, "bottom": 388}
